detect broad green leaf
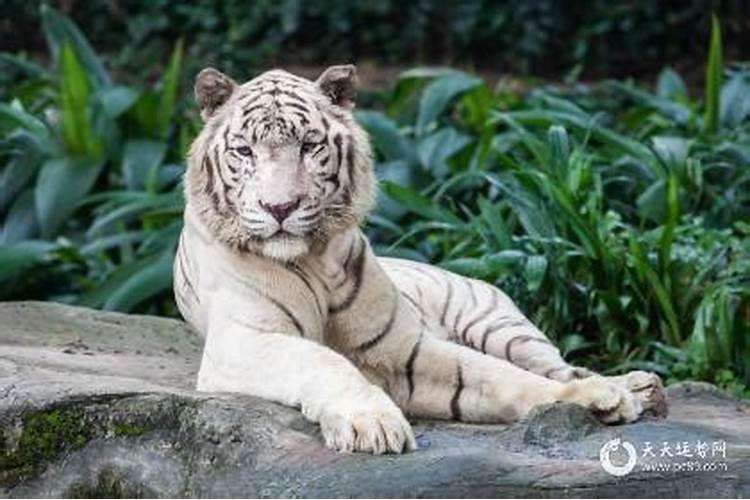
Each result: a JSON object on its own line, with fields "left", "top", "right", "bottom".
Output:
{"left": 636, "top": 179, "right": 667, "bottom": 223}
{"left": 356, "top": 110, "right": 417, "bottom": 164}
{"left": 80, "top": 231, "right": 145, "bottom": 255}
{"left": 40, "top": 4, "right": 111, "bottom": 88}
{"left": 703, "top": 15, "right": 723, "bottom": 134}
{"left": 87, "top": 190, "right": 182, "bottom": 236}
{"left": 0, "top": 53, "right": 48, "bottom": 79}
{"left": 525, "top": 255, "right": 548, "bottom": 292}
{"left": 121, "top": 139, "right": 167, "bottom": 191}
{"left": 720, "top": 71, "right": 750, "bottom": 127}
{"left": 157, "top": 39, "right": 184, "bottom": 139}
{"left": 374, "top": 159, "right": 417, "bottom": 219}
{"left": 481, "top": 173, "right": 557, "bottom": 240}
{"left": 359, "top": 111, "right": 416, "bottom": 162}
{"left": 658, "top": 174, "right": 680, "bottom": 276}
{"left": 0, "top": 147, "right": 42, "bottom": 212}
{"left": 416, "top": 127, "right": 471, "bottom": 177}
{"left": 652, "top": 136, "right": 691, "bottom": 172}
{"left": 657, "top": 67, "right": 688, "bottom": 100}
{"left": 59, "top": 43, "right": 101, "bottom": 157}
{"left": 608, "top": 81, "right": 692, "bottom": 124}
{"left": 416, "top": 72, "right": 482, "bottom": 136}
{"left": 103, "top": 252, "right": 174, "bottom": 312}
{"left": 95, "top": 86, "right": 140, "bottom": 117}
{"left": 0, "top": 103, "right": 52, "bottom": 145}
{"left": 381, "top": 182, "right": 463, "bottom": 225}
{"left": 478, "top": 197, "right": 511, "bottom": 250}
{"left": 0, "top": 240, "right": 57, "bottom": 282}
{"left": 128, "top": 91, "right": 161, "bottom": 137}
{"left": 77, "top": 252, "right": 158, "bottom": 308}
{"left": 494, "top": 110, "right": 660, "bottom": 172}
{"left": 35, "top": 157, "right": 103, "bottom": 238}
{"left": 547, "top": 125, "right": 570, "bottom": 179}
{"left": 630, "top": 239, "right": 681, "bottom": 345}
{"left": 1, "top": 189, "right": 39, "bottom": 243}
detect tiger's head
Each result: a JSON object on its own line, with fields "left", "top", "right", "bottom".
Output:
{"left": 185, "top": 65, "right": 376, "bottom": 261}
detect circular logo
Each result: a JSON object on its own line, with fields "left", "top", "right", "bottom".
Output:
{"left": 600, "top": 438, "right": 638, "bottom": 476}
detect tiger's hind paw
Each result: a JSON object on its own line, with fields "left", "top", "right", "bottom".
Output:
{"left": 608, "top": 370, "right": 668, "bottom": 418}
{"left": 558, "top": 376, "right": 642, "bottom": 424}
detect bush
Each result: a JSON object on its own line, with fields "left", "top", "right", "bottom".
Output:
{"left": 2, "top": 1, "right": 748, "bottom": 82}
{"left": 0, "top": 8, "right": 748, "bottom": 395}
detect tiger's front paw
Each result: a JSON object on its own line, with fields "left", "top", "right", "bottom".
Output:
{"left": 318, "top": 390, "right": 416, "bottom": 454}
{"left": 558, "top": 376, "right": 642, "bottom": 424}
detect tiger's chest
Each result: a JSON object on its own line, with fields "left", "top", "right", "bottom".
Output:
{"left": 177, "top": 219, "right": 369, "bottom": 346}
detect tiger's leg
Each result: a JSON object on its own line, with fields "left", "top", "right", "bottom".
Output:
{"left": 361, "top": 326, "right": 641, "bottom": 424}
{"left": 345, "top": 253, "right": 641, "bottom": 425}
{"left": 200, "top": 296, "right": 416, "bottom": 454}
{"left": 380, "top": 257, "right": 666, "bottom": 416}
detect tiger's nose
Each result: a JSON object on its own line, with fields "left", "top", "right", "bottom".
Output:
{"left": 259, "top": 198, "right": 301, "bottom": 223}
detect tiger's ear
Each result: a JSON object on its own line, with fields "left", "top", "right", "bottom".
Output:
{"left": 316, "top": 65, "right": 357, "bottom": 110}
{"left": 195, "top": 68, "right": 236, "bottom": 121}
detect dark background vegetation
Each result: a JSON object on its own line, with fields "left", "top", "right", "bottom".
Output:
{"left": 0, "top": 1, "right": 748, "bottom": 396}
{"left": 3, "top": 0, "right": 750, "bottom": 83}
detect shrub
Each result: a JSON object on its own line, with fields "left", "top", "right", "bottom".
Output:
{"left": 1, "top": 9, "right": 748, "bottom": 394}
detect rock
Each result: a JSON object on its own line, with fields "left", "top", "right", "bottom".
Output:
{"left": 0, "top": 301, "right": 748, "bottom": 498}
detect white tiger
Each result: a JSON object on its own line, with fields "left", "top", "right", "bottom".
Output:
{"left": 174, "top": 65, "right": 667, "bottom": 454}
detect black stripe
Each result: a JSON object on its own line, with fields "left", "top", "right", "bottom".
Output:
{"left": 176, "top": 236, "right": 199, "bottom": 304}
{"left": 227, "top": 276, "right": 306, "bottom": 337}
{"left": 450, "top": 364, "right": 464, "bottom": 420}
{"left": 202, "top": 156, "right": 215, "bottom": 194}
{"left": 333, "top": 133, "right": 343, "bottom": 171}
{"left": 355, "top": 298, "right": 398, "bottom": 352}
{"left": 405, "top": 332, "right": 423, "bottom": 400}
{"left": 277, "top": 88, "right": 306, "bottom": 102}
{"left": 452, "top": 307, "right": 463, "bottom": 334}
{"left": 269, "top": 295, "right": 306, "bottom": 337}
{"left": 291, "top": 111, "right": 309, "bottom": 126}
{"left": 345, "top": 139, "right": 355, "bottom": 186}
{"left": 329, "top": 238, "right": 367, "bottom": 313}
{"left": 286, "top": 263, "right": 324, "bottom": 319}
{"left": 281, "top": 101, "right": 309, "bottom": 113}
{"left": 459, "top": 292, "right": 499, "bottom": 344}
{"left": 479, "top": 318, "right": 527, "bottom": 352}
{"left": 400, "top": 291, "right": 426, "bottom": 319}
{"left": 544, "top": 366, "right": 569, "bottom": 379}
{"left": 480, "top": 324, "right": 493, "bottom": 353}
{"left": 505, "top": 334, "right": 552, "bottom": 363}
{"left": 242, "top": 103, "right": 266, "bottom": 116}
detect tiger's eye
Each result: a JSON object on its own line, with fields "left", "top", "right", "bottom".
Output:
{"left": 300, "top": 142, "right": 316, "bottom": 154}
{"left": 236, "top": 146, "right": 253, "bottom": 157}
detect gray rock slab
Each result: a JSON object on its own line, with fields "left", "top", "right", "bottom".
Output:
{"left": 0, "top": 301, "right": 748, "bottom": 498}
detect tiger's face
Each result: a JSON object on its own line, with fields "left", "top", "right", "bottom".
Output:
{"left": 186, "top": 66, "right": 375, "bottom": 261}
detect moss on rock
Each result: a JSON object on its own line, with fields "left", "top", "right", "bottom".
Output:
{"left": 0, "top": 407, "right": 90, "bottom": 487}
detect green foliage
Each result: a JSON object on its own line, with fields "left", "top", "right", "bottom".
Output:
{"left": 0, "top": 9, "right": 748, "bottom": 395}
{"left": 359, "top": 27, "right": 749, "bottom": 394}
{"left": 0, "top": 6, "right": 187, "bottom": 315}
{"left": 704, "top": 15, "right": 723, "bottom": 134}
{"left": 3, "top": 0, "right": 744, "bottom": 84}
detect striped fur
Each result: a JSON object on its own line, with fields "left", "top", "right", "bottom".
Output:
{"left": 175, "top": 65, "right": 665, "bottom": 455}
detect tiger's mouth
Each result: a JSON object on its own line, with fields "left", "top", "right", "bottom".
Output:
{"left": 260, "top": 231, "right": 310, "bottom": 261}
